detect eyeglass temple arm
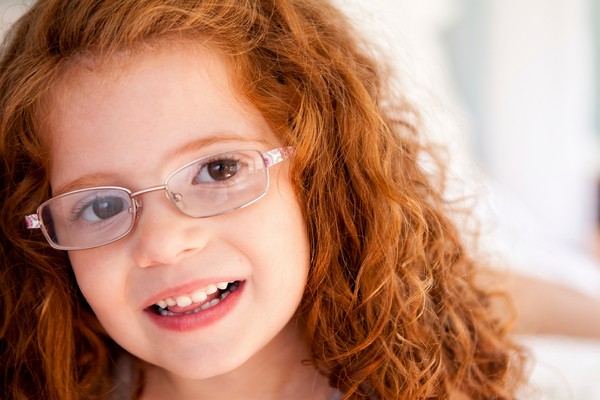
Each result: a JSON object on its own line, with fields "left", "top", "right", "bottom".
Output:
{"left": 25, "top": 214, "right": 41, "bottom": 229}
{"left": 262, "top": 147, "right": 295, "bottom": 168}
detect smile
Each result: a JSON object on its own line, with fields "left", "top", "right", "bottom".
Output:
{"left": 153, "top": 280, "right": 241, "bottom": 316}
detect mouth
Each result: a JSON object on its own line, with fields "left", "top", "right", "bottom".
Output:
{"left": 151, "top": 280, "right": 242, "bottom": 316}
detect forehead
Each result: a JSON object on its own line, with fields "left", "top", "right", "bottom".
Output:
{"left": 47, "top": 44, "right": 234, "bottom": 123}
{"left": 43, "top": 44, "right": 277, "bottom": 192}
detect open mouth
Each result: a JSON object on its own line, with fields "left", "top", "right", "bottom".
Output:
{"left": 152, "top": 280, "right": 241, "bottom": 316}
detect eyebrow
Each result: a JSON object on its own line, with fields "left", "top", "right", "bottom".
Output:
{"left": 53, "top": 173, "right": 122, "bottom": 197}
{"left": 167, "top": 134, "right": 266, "bottom": 159}
{"left": 53, "top": 134, "right": 270, "bottom": 196}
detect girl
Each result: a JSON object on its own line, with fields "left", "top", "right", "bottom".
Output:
{"left": 0, "top": 0, "right": 524, "bottom": 399}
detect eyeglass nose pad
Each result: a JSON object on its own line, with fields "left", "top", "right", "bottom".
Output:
{"left": 169, "top": 192, "right": 183, "bottom": 203}
{"left": 132, "top": 197, "right": 143, "bottom": 217}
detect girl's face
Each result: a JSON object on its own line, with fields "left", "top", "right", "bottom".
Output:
{"left": 46, "top": 46, "right": 310, "bottom": 381}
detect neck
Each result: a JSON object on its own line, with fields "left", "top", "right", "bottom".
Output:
{"left": 140, "top": 321, "right": 334, "bottom": 400}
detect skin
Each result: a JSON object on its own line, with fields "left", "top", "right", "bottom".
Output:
{"left": 492, "top": 271, "right": 600, "bottom": 339}
{"left": 45, "top": 45, "right": 334, "bottom": 399}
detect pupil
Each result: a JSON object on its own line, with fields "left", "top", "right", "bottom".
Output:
{"left": 93, "top": 198, "right": 124, "bottom": 219}
{"left": 208, "top": 160, "right": 238, "bottom": 181}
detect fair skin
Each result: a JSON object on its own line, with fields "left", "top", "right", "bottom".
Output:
{"left": 45, "top": 45, "right": 334, "bottom": 399}
{"left": 487, "top": 270, "right": 600, "bottom": 339}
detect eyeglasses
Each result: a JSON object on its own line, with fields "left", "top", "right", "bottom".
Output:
{"left": 25, "top": 147, "right": 294, "bottom": 251}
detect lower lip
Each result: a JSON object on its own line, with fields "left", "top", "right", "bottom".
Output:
{"left": 145, "top": 281, "right": 244, "bottom": 332}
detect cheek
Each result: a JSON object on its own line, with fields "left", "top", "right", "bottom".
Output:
{"left": 265, "top": 179, "right": 307, "bottom": 244}
{"left": 254, "top": 185, "right": 309, "bottom": 288}
{"left": 225, "top": 178, "right": 310, "bottom": 290}
{"left": 68, "top": 249, "right": 126, "bottom": 308}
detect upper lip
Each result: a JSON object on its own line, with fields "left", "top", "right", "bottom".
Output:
{"left": 142, "top": 277, "right": 243, "bottom": 309}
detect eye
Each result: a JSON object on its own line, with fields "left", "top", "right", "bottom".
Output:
{"left": 79, "top": 196, "right": 128, "bottom": 222}
{"left": 193, "top": 158, "right": 241, "bottom": 184}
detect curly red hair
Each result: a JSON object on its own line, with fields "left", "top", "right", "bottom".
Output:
{"left": 0, "top": 0, "right": 524, "bottom": 399}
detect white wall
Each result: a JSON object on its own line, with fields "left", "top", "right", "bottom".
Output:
{"left": 484, "top": 0, "right": 597, "bottom": 249}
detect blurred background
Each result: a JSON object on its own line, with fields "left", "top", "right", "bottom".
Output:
{"left": 1, "top": 0, "right": 599, "bottom": 398}
{"left": 337, "top": 0, "right": 600, "bottom": 290}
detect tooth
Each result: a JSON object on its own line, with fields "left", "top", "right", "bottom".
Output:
{"left": 191, "top": 290, "right": 207, "bottom": 303}
{"left": 165, "top": 297, "right": 176, "bottom": 307}
{"left": 158, "top": 308, "right": 174, "bottom": 316}
{"left": 176, "top": 295, "right": 192, "bottom": 307}
{"left": 208, "top": 298, "right": 220, "bottom": 307}
{"left": 156, "top": 300, "right": 168, "bottom": 309}
{"left": 205, "top": 284, "right": 218, "bottom": 295}
{"left": 216, "top": 282, "right": 229, "bottom": 290}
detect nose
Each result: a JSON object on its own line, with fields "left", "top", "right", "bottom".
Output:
{"left": 128, "top": 192, "right": 205, "bottom": 268}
